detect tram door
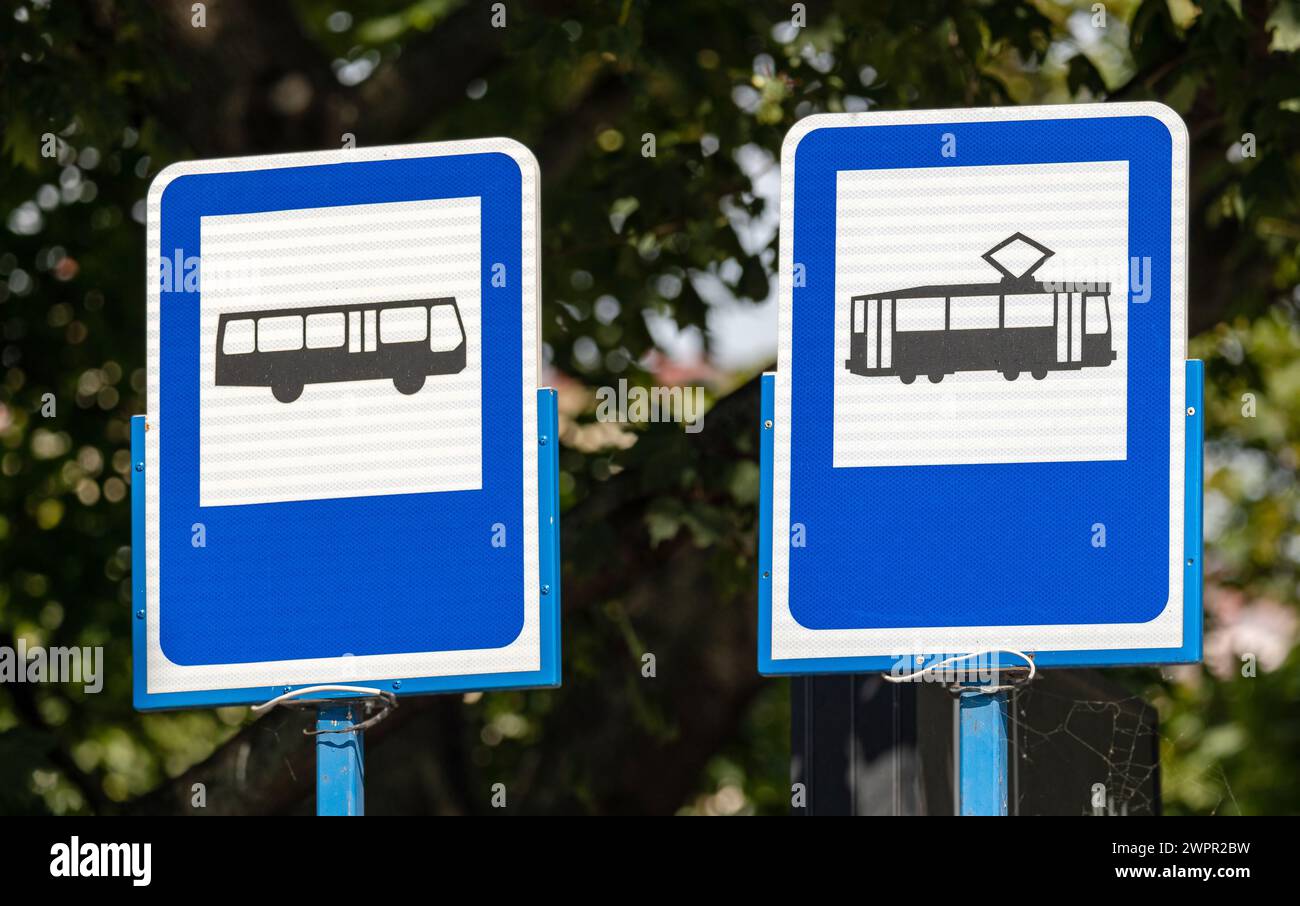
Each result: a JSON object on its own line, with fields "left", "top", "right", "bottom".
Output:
{"left": 858, "top": 298, "right": 893, "bottom": 370}
{"left": 1055, "top": 292, "right": 1083, "bottom": 364}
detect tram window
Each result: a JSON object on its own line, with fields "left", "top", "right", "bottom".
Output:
{"left": 258, "top": 315, "right": 304, "bottom": 352}
{"left": 305, "top": 312, "right": 346, "bottom": 349}
{"left": 1084, "top": 295, "right": 1109, "bottom": 334}
{"left": 429, "top": 305, "right": 462, "bottom": 352}
{"left": 949, "top": 295, "right": 1000, "bottom": 330}
{"left": 222, "top": 319, "right": 255, "bottom": 355}
{"left": 1003, "top": 293, "right": 1054, "bottom": 329}
{"left": 894, "top": 297, "right": 945, "bottom": 332}
{"left": 380, "top": 305, "right": 429, "bottom": 344}
{"left": 853, "top": 299, "right": 866, "bottom": 333}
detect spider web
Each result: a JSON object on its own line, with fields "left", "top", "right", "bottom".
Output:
{"left": 1008, "top": 681, "right": 1160, "bottom": 816}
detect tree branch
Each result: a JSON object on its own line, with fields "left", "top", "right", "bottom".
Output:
{"left": 143, "top": 0, "right": 509, "bottom": 155}
{"left": 126, "top": 696, "right": 435, "bottom": 815}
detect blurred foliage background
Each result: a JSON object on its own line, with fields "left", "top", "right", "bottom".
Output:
{"left": 1, "top": 0, "right": 1297, "bottom": 815}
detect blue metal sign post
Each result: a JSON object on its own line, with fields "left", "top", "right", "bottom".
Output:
{"left": 134, "top": 139, "right": 559, "bottom": 815}
{"left": 760, "top": 104, "right": 1200, "bottom": 814}
{"left": 959, "top": 690, "right": 1009, "bottom": 817}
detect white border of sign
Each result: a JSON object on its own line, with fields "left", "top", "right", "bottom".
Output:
{"left": 145, "top": 139, "right": 542, "bottom": 692}
{"left": 770, "top": 103, "right": 1188, "bottom": 661}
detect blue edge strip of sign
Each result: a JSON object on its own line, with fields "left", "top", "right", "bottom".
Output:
{"left": 131, "top": 388, "right": 563, "bottom": 710}
{"left": 758, "top": 360, "right": 1205, "bottom": 674}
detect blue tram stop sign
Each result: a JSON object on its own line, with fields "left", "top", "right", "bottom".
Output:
{"left": 759, "top": 103, "right": 1202, "bottom": 676}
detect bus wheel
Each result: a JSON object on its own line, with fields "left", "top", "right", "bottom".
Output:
{"left": 272, "top": 383, "right": 303, "bottom": 403}
{"left": 1003, "top": 370, "right": 1019, "bottom": 382}
{"left": 1031, "top": 369, "right": 1047, "bottom": 380}
{"left": 394, "top": 373, "right": 426, "bottom": 395}
{"left": 899, "top": 373, "right": 916, "bottom": 385}
{"left": 927, "top": 373, "right": 944, "bottom": 384}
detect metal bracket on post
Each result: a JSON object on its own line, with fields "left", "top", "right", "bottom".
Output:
{"left": 883, "top": 651, "right": 1033, "bottom": 816}
{"left": 952, "top": 657, "right": 1034, "bottom": 816}
{"left": 251, "top": 685, "right": 397, "bottom": 816}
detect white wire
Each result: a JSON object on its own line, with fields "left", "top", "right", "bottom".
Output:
{"left": 250, "top": 684, "right": 387, "bottom": 713}
{"left": 882, "top": 649, "right": 1036, "bottom": 685}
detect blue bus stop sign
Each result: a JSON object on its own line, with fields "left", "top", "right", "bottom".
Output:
{"left": 134, "top": 139, "right": 559, "bottom": 709}
{"left": 759, "top": 104, "right": 1201, "bottom": 674}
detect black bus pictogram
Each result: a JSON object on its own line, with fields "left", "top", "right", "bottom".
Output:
{"left": 845, "top": 233, "right": 1117, "bottom": 384}
{"left": 216, "top": 298, "right": 467, "bottom": 402}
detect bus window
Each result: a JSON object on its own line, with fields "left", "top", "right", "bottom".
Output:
{"left": 258, "top": 315, "right": 303, "bottom": 352}
{"left": 379, "top": 305, "right": 428, "bottom": 344}
{"left": 895, "top": 297, "right": 945, "bottom": 332}
{"left": 949, "top": 295, "right": 999, "bottom": 331}
{"left": 348, "top": 311, "right": 362, "bottom": 353}
{"left": 222, "top": 319, "right": 255, "bottom": 355}
{"left": 429, "top": 305, "right": 462, "bottom": 352}
{"left": 852, "top": 299, "right": 866, "bottom": 333}
{"left": 1003, "top": 293, "right": 1054, "bottom": 329}
{"left": 1084, "top": 294, "right": 1110, "bottom": 334}
{"left": 305, "top": 312, "right": 346, "bottom": 349}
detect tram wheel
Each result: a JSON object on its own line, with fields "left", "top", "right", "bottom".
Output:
{"left": 272, "top": 383, "right": 303, "bottom": 403}
{"left": 1003, "top": 370, "right": 1019, "bottom": 382}
{"left": 899, "top": 373, "right": 916, "bottom": 385}
{"left": 394, "top": 373, "right": 426, "bottom": 396}
{"left": 1031, "top": 369, "right": 1047, "bottom": 380}
{"left": 927, "top": 373, "right": 944, "bottom": 384}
